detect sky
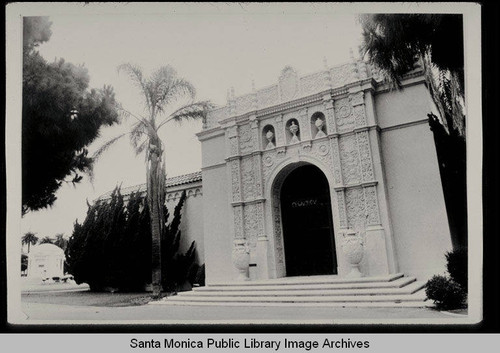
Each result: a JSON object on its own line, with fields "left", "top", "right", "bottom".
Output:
{"left": 17, "top": 3, "right": 367, "bottom": 241}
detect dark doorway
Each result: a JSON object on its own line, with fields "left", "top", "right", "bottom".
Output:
{"left": 280, "top": 164, "right": 337, "bottom": 277}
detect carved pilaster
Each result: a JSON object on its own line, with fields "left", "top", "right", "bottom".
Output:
{"left": 226, "top": 125, "right": 239, "bottom": 157}
{"left": 363, "top": 185, "right": 381, "bottom": 226}
{"left": 243, "top": 203, "right": 259, "bottom": 249}
{"left": 272, "top": 192, "right": 285, "bottom": 267}
{"left": 239, "top": 124, "right": 255, "bottom": 154}
{"left": 349, "top": 91, "right": 367, "bottom": 127}
{"left": 275, "top": 114, "right": 285, "bottom": 146}
{"left": 355, "top": 131, "right": 375, "bottom": 182}
{"left": 233, "top": 205, "right": 244, "bottom": 239}
{"left": 339, "top": 134, "right": 362, "bottom": 185}
{"left": 329, "top": 136, "right": 343, "bottom": 185}
{"left": 250, "top": 118, "right": 260, "bottom": 152}
{"left": 336, "top": 190, "right": 348, "bottom": 229}
{"left": 345, "top": 187, "right": 366, "bottom": 230}
{"left": 323, "top": 99, "right": 336, "bottom": 134}
{"left": 230, "top": 159, "right": 242, "bottom": 202}
{"left": 298, "top": 108, "right": 311, "bottom": 140}
{"left": 254, "top": 153, "right": 263, "bottom": 198}
{"left": 241, "top": 156, "right": 256, "bottom": 201}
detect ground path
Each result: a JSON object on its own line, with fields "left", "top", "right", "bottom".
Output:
{"left": 18, "top": 284, "right": 467, "bottom": 324}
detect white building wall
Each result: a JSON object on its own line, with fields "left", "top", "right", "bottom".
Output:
{"left": 376, "top": 84, "right": 453, "bottom": 280}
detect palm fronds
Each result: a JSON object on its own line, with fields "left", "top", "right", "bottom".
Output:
{"left": 92, "top": 132, "right": 129, "bottom": 160}
{"left": 158, "top": 101, "right": 214, "bottom": 130}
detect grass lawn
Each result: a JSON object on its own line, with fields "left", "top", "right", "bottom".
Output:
{"left": 21, "top": 277, "right": 169, "bottom": 307}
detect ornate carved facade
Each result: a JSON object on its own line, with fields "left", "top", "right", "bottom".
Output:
{"left": 200, "top": 58, "right": 398, "bottom": 279}
{"left": 197, "top": 56, "right": 452, "bottom": 282}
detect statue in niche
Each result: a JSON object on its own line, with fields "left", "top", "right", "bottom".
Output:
{"left": 289, "top": 121, "right": 300, "bottom": 144}
{"left": 315, "top": 116, "right": 326, "bottom": 138}
{"left": 265, "top": 129, "right": 275, "bottom": 149}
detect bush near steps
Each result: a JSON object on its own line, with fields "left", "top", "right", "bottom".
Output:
{"left": 425, "top": 248, "right": 467, "bottom": 310}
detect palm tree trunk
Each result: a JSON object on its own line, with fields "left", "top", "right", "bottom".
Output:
{"left": 147, "top": 142, "right": 165, "bottom": 295}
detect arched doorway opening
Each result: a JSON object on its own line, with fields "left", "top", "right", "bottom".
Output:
{"left": 280, "top": 164, "right": 337, "bottom": 276}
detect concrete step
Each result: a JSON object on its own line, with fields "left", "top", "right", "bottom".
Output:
{"left": 207, "top": 273, "right": 405, "bottom": 287}
{"left": 153, "top": 300, "right": 433, "bottom": 308}
{"left": 155, "top": 274, "right": 430, "bottom": 308}
{"left": 184, "top": 280, "right": 424, "bottom": 297}
{"left": 193, "top": 276, "right": 416, "bottom": 292}
{"left": 166, "top": 292, "right": 427, "bottom": 304}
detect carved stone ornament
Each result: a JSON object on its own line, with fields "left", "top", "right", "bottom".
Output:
{"left": 239, "top": 124, "right": 254, "bottom": 153}
{"left": 315, "top": 117, "right": 326, "bottom": 138}
{"left": 266, "top": 129, "right": 275, "bottom": 149}
{"left": 317, "top": 143, "right": 329, "bottom": 156}
{"left": 263, "top": 154, "right": 274, "bottom": 167}
{"left": 241, "top": 157, "right": 256, "bottom": 200}
{"left": 341, "top": 229, "right": 364, "bottom": 278}
{"left": 232, "top": 239, "right": 250, "bottom": 281}
{"left": 279, "top": 66, "right": 299, "bottom": 102}
{"left": 339, "top": 135, "right": 362, "bottom": 185}
{"left": 289, "top": 121, "right": 300, "bottom": 144}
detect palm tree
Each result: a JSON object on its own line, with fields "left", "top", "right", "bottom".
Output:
{"left": 94, "top": 64, "right": 212, "bottom": 295}
{"left": 22, "top": 231, "right": 38, "bottom": 253}
{"left": 358, "top": 14, "right": 465, "bottom": 137}
{"left": 39, "top": 236, "right": 54, "bottom": 245}
{"left": 53, "top": 233, "right": 68, "bottom": 251}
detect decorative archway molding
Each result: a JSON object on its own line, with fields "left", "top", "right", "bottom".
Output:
{"left": 263, "top": 154, "right": 342, "bottom": 278}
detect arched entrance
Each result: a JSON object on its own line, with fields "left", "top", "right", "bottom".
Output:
{"left": 280, "top": 164, "right": 337, "bottom": 277}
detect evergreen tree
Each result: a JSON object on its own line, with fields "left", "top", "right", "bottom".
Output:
{"left": 65, "top": 188, "right": 197, "bottom": 292}
{"left": 53, "top": 233, "right": 68, "bottom": 251}
{"left": 22, "top": 17, "right": 120, "bottom": 214}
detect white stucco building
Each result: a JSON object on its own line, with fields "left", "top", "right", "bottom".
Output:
{"left": 27, "top": 243, "right": 65, "bottom": 280}
{"left": 108, "top": 57, "right": 454, "bottom": 305}
{"left": 196, "top": 59, "right": 451, "bottom": 283}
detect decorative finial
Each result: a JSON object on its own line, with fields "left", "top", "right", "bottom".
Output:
{"left": 349, "top": 47, "right": 355, "bottom": 62}
{"left": 226, "top": 89, "right": 231, "bottom": 103}
{"left": 231, "top": 86, "right": 235, "bottom": 99}
{"left": 251, "top": 79, "right": 256, "bottom": 92}
{"left": 323, "top": 56, "right": 328, "bottom": 69}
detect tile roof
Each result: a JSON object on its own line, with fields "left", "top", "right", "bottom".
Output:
{"left": 97, "top": 170, "right": 202, "bottom": 201}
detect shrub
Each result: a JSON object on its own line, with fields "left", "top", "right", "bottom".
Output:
{"left": 445, "top": 248, "right": 467, "bottom": 290}
{"left": 191, "top": 263, "right": 206, "bottom": 287}
{"left": 425, "top": 275, "right": 466, "bottom": 310}
{"left": 21, "top": 254, "right": 28, "bottom": 273}
{"left": 65, "top": 187, "right": 198, "bottom": 292}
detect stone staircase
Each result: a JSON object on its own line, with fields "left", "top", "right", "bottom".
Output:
{"left": 155, "top": 273, "right": 432, "bottom": 307}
